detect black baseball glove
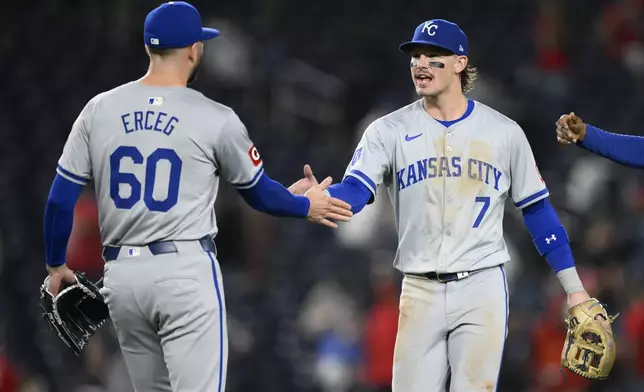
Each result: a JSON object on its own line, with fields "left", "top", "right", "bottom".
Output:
{"left": 39, "top": 272, "right": 110, "bottom": 356}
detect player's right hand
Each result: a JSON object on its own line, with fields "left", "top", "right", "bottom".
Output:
{"left": 556, "top": 112, "right": 587, "bottom": 145}
{"left": 304, "top": 177, "right": 353, "bottom": 228}
{"left": 288, "top": 164, "right": 318, "bottom": 195}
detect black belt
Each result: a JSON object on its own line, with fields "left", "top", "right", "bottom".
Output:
{"left": 102, "top": 236, "right": 216, "bottom": 262}
{"left": 405, "top": 270, "right": 474, "bottom": 283}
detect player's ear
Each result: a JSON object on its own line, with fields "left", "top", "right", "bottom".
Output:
{"left": 453, "top": 55, "right": 468, "bottom": 74}
{"left": 188, "top": 42, "right": 202, "bottom": 63}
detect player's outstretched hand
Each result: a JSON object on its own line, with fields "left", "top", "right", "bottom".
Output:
{"left": 288, "top": 164, "right": 318, "bottom": 195}
{"left": 556, "top": 112, "right": 587, "bottom": 145}
{"left": 304, "top": 177, "right": 353, "bottom": 228}
{"left": 45, "top": 264, "right": 78, "bottom": 296}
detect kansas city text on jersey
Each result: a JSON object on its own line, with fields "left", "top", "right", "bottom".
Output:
{"left": 396, "top": 156, "right": 502, "bottom": 191}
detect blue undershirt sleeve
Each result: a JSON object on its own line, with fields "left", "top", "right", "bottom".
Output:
{"left": 44, "top": 174, "right": 84, "bottom": 267}
{"left": 522, "top": 198, "right": 575, "bottom": 273}
{"left": 327, "top": 176, "right": 372, "bottom": 214}
{"left": 238, "top": 173, "right": 310, "bottom": 218}
{"left": 579, "top": 124, "right": 644, "bottom": 168}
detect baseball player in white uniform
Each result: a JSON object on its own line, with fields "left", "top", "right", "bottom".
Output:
{"left": 42, "top": 2, "right": 353, "bottom": 392}
{"left": 292, "top": 19, "right": 595, "bottom": 391}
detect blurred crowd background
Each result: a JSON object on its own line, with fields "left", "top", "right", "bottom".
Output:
{"left": 1, "top": 0, "right": 644, "bottom": 391}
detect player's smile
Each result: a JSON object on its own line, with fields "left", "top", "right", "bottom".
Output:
{"left": 414, "top": 72, "right": 433, "bottom": 87}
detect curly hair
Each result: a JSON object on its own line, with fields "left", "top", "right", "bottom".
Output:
{"left": 459, "top": 64, "right": 478, "bottom": 94}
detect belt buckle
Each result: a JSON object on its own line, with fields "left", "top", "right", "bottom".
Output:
{"left": 436, "top": 271, "right": 469, "bottom": 283}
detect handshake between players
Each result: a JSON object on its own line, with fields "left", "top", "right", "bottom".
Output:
{"left": 294, "top": 169, "right": 354, "bottom": 229}
{"left": 556, "top": 112, "right": 587, "bottom": 145}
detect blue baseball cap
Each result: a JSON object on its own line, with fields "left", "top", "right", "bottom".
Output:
{"left": 399, "top": 19, "right": 468, "bottom": 56}
{"left": 144, "top": 1, "right": 220, "bottom": 49}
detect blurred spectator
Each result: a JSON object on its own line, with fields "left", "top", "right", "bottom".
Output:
{"left": 597, "top": 0, "right": 644, "bottom": 78}
{"left": 66, "top": 191, "right": 103, "bottom": 281}
{"left": 17, "top": 376, "right": 48, "bottom": 392}
{"left": 0, "top": 354, "right": 19, "bottom": 392}
{"left": 529, "top": 291, "right": 593, "bottom": 391}
{"left": 622, "top": 289, "right": 644, "bottom": 390}
{"left": 528, "top": 0, "right": 572, "bottom": 103}
{"left": 529, "top": 270, "right": 600, "bottom": 391}
{"left": 360, "top": 256, "right": 399, "bottom": 392}
{"left": 298, "top": 280, "right": 362, "bottom": 392}
{"left": 534, "top": 0, "right": 570, "bottom": 74}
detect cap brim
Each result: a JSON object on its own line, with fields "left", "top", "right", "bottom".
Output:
{"left": 399, "top": 40, "right": 453, "bottom": 53}
{"left": 202, "top": 28, "right": 220, "bottom": 41}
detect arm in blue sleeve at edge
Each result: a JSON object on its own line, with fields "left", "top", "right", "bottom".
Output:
{"left": 237, "top": 173, "right": 310, "bottom": 218}
{"left": 44, "top": 174, "right": 84, "bottom": 267}
{"left": 580, "top": 124, "right": 644, "bottom": 168}
{"left": 327, "top": 176, "right": 373, "bottom": 214}
{"left": 522, "top": 198, "right": 575, "bottom": 273}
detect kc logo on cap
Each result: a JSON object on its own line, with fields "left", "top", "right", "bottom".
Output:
{"left": 421, "top": 22, "right": 439, "bottom": 36}
{"left": 399, "top": 19, "right": 469, "bottom": 56}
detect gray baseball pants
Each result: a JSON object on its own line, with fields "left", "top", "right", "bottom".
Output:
{"left": 392, "top": 265, "right": 509, "bottom": 392}
{"left": 99, "top": 238, "right": 227, "bottom": 392}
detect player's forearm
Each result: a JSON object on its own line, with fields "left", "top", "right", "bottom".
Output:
{"left": 44, "top": 174, "right": 83, "bottom": 267}
{"left": 327, "top": 176, "right": 372, "bottom": 214}
{"left": 579, "top": 125, "right": 644, "bottom": 168}
{"left": 522, "top": 199, "right": 584, "bottom": 294}
{"left": 238, "top": 173, "right": 310, "bottom": 218}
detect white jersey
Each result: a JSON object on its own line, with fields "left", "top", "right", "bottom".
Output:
{"left": 56, "top": 81, "right": 263, "bottom": 246}
{"left": 345, "top": 99, "right": 548, "bottom": 274}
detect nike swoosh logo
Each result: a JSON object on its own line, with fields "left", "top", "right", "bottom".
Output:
{"left": 405, "top": 133, "right": 423, "bottom": 141}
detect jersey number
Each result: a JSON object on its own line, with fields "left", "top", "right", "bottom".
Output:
{"left": 110, "top": 146, "right": 182, "bottom": 212}
{"left": 473, "top": 196, "right": 490, "bottom": 228}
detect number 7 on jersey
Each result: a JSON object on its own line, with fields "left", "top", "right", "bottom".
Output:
{"left": 473, "top": 196, "right": 490, "bottom": 228}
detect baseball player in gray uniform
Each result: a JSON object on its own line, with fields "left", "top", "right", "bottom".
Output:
{"left": 292, "top": 20, "right": 595, "bottom": 391}
{"left": 42, "top": 2, "right": 353, "bottom": 392}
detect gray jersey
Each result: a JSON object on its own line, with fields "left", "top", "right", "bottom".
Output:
{"left": 57, "top": 81, "right": 263, "bottom": 246}
{"left": 345, "top": 99, "right": 547, "bottom": 274}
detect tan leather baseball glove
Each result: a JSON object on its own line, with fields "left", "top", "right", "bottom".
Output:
{"left": 561, "top": 298, "right": 618, "bottom": 380}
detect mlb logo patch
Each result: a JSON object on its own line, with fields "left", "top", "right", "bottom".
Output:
{"left": 148, "top": 97, "right": 163, "bottom": 106}
{"left": 126, "top": 247, "right": 140, "bottom": 257}
{"left": 150, "top": 38, "right": 160, "bottom": 45}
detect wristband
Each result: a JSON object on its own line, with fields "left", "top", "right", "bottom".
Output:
{"left": 556, "top": 267, "right": 585, "bottom": 294}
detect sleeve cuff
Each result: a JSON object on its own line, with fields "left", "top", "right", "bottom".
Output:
{"left": 229, "top": 165, "right": 265, "bottom": 189}
{"left": 514, "top": 188, "right": 549, "bottom": 209}
{"left": 56, "top": 164, "right": 90, "bottom": 185}
{"left": 578, "top": 124, "right": 599, "bottom": 149}
{"left": 345, "top": 169, "right": 377, "bottom": 196}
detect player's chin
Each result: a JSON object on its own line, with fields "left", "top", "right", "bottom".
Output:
{"left": 414, "top": 79, "right": 436, "bottom": 94}
{"left": 415, "top": 86, "right": 439, "bottom": 97}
